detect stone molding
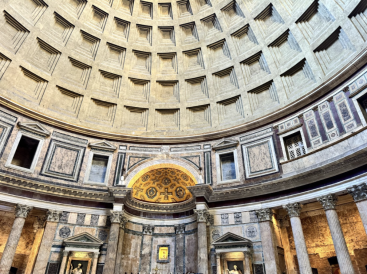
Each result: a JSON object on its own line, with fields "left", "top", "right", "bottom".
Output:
{"left": 187, "top": 184, "right": 213, "bottom": 201}
{"left": 110, "top": 211, "right": 123, "bottom": 223}
{"left": 347, "top": 183, "right": 367, "bottom": 202}
{"left": 15, "top": 204, "right": 33, "bottom": 218}
{"left": 109, "top": 187, "right": 131, "bottom": 199}
{"left": 255, "top": 208, "right": 273, "bottom": 222}
{"left": 143, "top": 224, "right": 154, "bottom": 235}
{"left": 194, "top": 209, "right": 210, "bottom": 223}
{"left": 243, "top": 250, "right": 253, "bottom": 259}
{"left": 62, "top": 250, "right": 69, "bottom": 257}
{"left": 46, "top": 209, "right": 62, "bottom": 222}
{"left": 283, "top": 203, "right": 302, "bottom": 218}
{"left": 175, "top": 224, "right": 185, "bottom": 234}
{"left": 317, "top": 194, "right": 338, "bottom": 210}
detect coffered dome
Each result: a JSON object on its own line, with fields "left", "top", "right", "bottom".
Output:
{"left": 0, "top": 0, "right": 365, "bottom": 141}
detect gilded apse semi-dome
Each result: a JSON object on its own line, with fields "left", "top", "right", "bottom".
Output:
{"left": 0, "top": 0, "right": 366, "bottom": 141}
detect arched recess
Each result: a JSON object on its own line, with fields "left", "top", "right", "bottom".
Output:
{"left": 125, "top": 158, "right": 201, "bottom": 188}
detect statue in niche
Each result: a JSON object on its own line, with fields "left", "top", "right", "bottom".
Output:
{"left": 227, "top": 265, "right": 242, "bottom": 274}
{"left": 70, "top": 263, "right": 83, "bottom": 274}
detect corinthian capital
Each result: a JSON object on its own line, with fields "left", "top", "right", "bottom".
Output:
{"left": 255, "top": 208, "right": 273, "bottom": 222}
{"left": 15, "top": 204, "right": 33, "bottom": 218}
{"left": 120, "top": 216, "right": 127, "bottom": 229}
{"left": 283, "top": 203, "right": 302, "bottom": 218}
{"left": 110, "top": 211, "right": 123, "bottom": 224}
{"left": 175, "top": 224, "right": 185, "bottom": 234}
{"left": 143, "top": 224, "right": 154, "bottom": 235}
{"left": 317, "top": 194, "right": 338, "bottom": 210}
{"left": 194, "top": 209, "right": 210, "bottom": 223}
{"left": 347, "top": 183, "right": 367, "bottom": 202}
{"left": 46, "top": 209, "right": 62, "bottom": 222}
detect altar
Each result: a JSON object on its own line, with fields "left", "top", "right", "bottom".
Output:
{"left": 212, "top": 232, "right": 253, "bottom": 274}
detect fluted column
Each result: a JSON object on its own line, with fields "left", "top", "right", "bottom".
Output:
{"left": 255, "top": 208, "right": 281, "bottom": 274}
{"left": 114, "top": 217, "right": 126, "bottom": 274}
{"left": 0, "top": 204, "right": 32, "bottom": 274}
{"left": 33, "top": 210, "right": 62, "bottom": 274}
{"left": 318, "top": 195, "right": 356, "bottom": 274}
{"left": 283, "top": 203, "right": 312, "bottom": 274}
{"left": 58, "top": 250, "right": 69, "bottom": 274}
{"left": 243, "top": 251, "right": 252, "bottom": 274}
{"left": 91, "top": 252, "right": 100, "bottom": 274}
{"left": 103, "top": 210, "right": 123, "bottom": 274}
{"left": 195, "top": 208, "right": 210, "bottom": 274}
{"left": 347, "top": 183, "right": 367, "bottom": 235}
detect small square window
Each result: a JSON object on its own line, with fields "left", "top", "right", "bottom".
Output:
{"left": 11, "top": 135, "right": 39, "bottom": 169}
{"left": 284, "top": 132, "right": 306, "bottom": 160}
{"left": 88, "top": 155, "right": 109, "bottom": 183}
{"left": 220, "top": 153, "right": 236, "bottom": 181}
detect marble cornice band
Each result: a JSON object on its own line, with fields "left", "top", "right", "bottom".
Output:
{"left": 15, "top": 204, "right": 32, "bottom": 218}
{"left": 347, "top": 183, "right": 367, "bottom": 202}
{"left": 318, "top": 194, "right": 338, "bottom": 210}
{"left": 283, "top": 203, "right": 302, "bottom": 218}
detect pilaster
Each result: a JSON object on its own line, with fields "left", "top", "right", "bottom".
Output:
{"left": 347, "top": 183, "right": 367, "bottom": 234}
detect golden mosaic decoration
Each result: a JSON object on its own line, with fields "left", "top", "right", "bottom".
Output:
{"left": 131, "top": 168, "right": 195, "bottom": 203}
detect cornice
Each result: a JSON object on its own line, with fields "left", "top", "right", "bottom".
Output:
{"left": 0, "top": 47, "right": 366, "bottom": 143}
{"left": 0, "top": 172, "right": 112, "bottom": 202}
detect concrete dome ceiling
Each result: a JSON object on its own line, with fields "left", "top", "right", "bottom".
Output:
{"left": 0, "top": 0, "right": 365, "bottom": 141}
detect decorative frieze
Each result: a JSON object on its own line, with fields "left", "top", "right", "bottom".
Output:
{"left": 194, "top": 209, "right": 210, "bottom": 223}
{"left": 175, "top": 224, "right": 185, "bottom": 234}
{"left": 110, "top": 211, "right": 123, "bottom": 223}
{"left": 221, "top": 213, "right": 229, "bottom": 225}
{"left": 15, "top": 204, "right": 33, "bottom": 218}
{"left": 46, "top": 210, "right": 62, "bottom": 222}
{"left": 283, "top": 203, "right": 302, "bottom": 217}
{"left": 317, "top": 194, "right": 338, "bottom": 210}
{"left": 255, "top": 208, "right": 273, "bottom": 222}
{"left": 347, "top": 183, "right": 367, "bottom": 202}
{"left": 143, "top": 224, "right": 154, "bottom": 235}
{"left": 234, "top": 212, "right": 242, "bottom": 224}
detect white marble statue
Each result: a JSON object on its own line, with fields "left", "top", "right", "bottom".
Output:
{"left": 70, "top": 263, "right": 83, "bottom": 274}
{"left": 227, "top": 265, "right": 242, "bottom": 274}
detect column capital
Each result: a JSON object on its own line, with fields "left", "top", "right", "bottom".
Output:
{"left": 15, "top": 204, "right": 33, "bottom": 218}
{"left": 243, "top": 250, "right": 253, "bottom": 259}
{"left": 46, "top": 209, "right": 62, "bottom": 222}
{"left": 119, "top": 216, "right": 127, "bottom": 229}
{"left": 93, "top": 252, "right": 99, "bottom": 259}
{"left": 62, "top": 250, "right": 69, "bottom": 257}
{"left": 109, "top": 210, "right": 123, "bottom": 224}
{"left": 194, "top": 209, "right": 210, "bottom": 223}
{"left": 283, "top": 203, "right": 302, "bottom": 218}
{"left": 317, "top": 194, "right": 338, "bottom": 210}
{"left": 175, "top": 224, "right": 185, "bottom": 234}
{"left": 255, "top": 208, "right": 273, "bottom": 222}
{"left": 347, "top": 183, "right": 367, "bottom": 202}
{"left": 143, "top": 224, "right": 154, "bottom": 235}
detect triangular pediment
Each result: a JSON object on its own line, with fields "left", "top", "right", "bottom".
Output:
{"left": 63, "top": 232, "right": 103, "bottom": 248}
{"left": 89, "top": 140, "right": 116, "bottom": 151}
{"left": 212, "top": 232, "right": 252, "bottom": 246}
{"left": 212, "top": 138, "right": 239, "bottom": 150}
{"left": 18, "top": 122, "right": 50, "bottom": 137}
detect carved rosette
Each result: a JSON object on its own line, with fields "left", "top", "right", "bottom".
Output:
{"left": 46, "top": 209, "right": 62, "bottom": 222}
{"left": 120, "top": 216, "right": 127, "bottom": 229}
{"left": 347, "top": 183, "right": 367, "bottom": 202}
{"left": 143, "top": 224, "right": 154, "bottom": 235}
{"left": 255, "top": 208, "right": 273, "bottom": 222}
{"left": 175, "top": 224, "right": 185, "bottom": 234}
{"left": 317, "top": 194, "right": 338, "bottom": 210}
{"left": 283, "top": 203, "right": 302, "bottom": 218}
{"left": 109, "top": 211, "right": 123, "bottom": 224}
{"left": 15, "top": 204, "right": 33, "bottom": 218}
{"left": 194, "top": 209, "right": 210, "bottom": 223}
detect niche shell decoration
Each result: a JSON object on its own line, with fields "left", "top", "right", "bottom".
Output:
{"left": 132, "top": 168, "right": 195, "bottom": 203}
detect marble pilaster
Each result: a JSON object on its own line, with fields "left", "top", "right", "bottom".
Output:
{"left": 33, "top": 210, "right": 62, "bottom": 274}
{"left": 347, "top": 183, "right": 367, "bottom": 234}
{"left": 58, "top": 250, "right": 69, "bottom": 274}
{"left": 103, "top": 211, "right": 123, "bottom": 274}
{"left": 140, "top": 224, "right": 154, "bottom": 274}
{"left": 216, "top": 254, "right": 221, "bottom": 274}
{"left": 318, "top": 195, "right": 356, "bottom": 274}
{"left": 114, "top": 217, "right": 126, "bottom": 274}
{"left": 175, "top": 224, "right": 185, "bottom": 274}
{"left": 255, "top": 208, "right": 281, "bottom": 274}
{"left": 243, "top": 251, "right": 252, "bottom": 274}
{"left": 0, "top": 204, "right": 32, "bottom": 274}
{"left": 195, "top": 208, "right": 210, "bottom": 274}
{"left": 91, "top": 252, "right": 100, "bottom": 274}
{"left": 283, "top": 203, "right": 312, "bottom": 274}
